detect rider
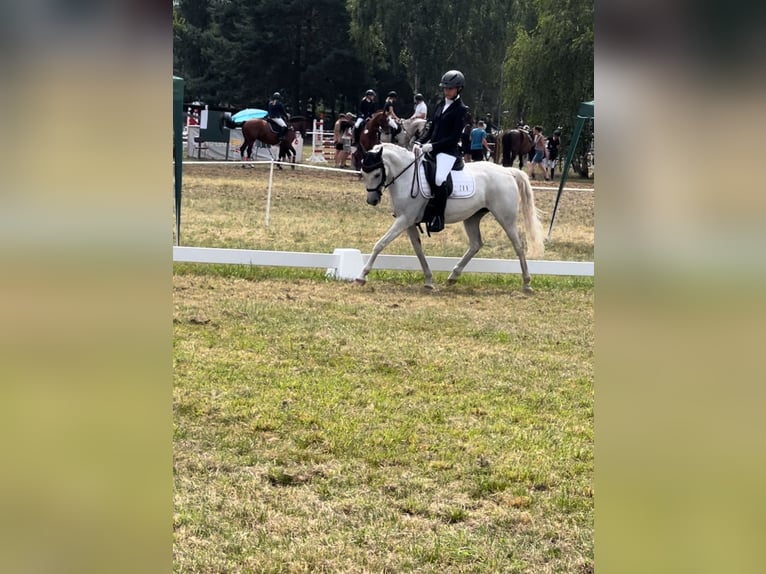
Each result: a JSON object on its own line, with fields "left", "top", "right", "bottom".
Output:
{"left": 354, "top": 89, "right": 377, "bottom": 144}
{"left": 383, "top": 91, "right": 401, "bottom": 138}
{"left": 267, "top": 92, "right": 289, "bottom": 141}
{"left": 414, "top": 69, "right": 469, "bottom": 233}
{"left": 409, "top": 93, "right": 427, "bottom": 121}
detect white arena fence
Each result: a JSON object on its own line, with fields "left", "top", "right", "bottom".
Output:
{"left": 175, "top": 159, "right": 594, "bottom": 279}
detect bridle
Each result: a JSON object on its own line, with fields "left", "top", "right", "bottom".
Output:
{"left": 361, "top": 152, "right": 418, "bottom": 198}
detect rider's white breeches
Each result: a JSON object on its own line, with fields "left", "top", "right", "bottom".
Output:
{"left": 435, "top": 153, "right": 456, "bottom": 186}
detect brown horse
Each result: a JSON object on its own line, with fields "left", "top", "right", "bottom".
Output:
{"left": 460, "top": 111, "right": 474, "bottom": 160}
{"left": 239, "top": 119, "right": 299, "bottom": 168}
{"left": 288, "top": 116, "right": 310, "bottom": 138}
{"left": 352, "top": 110, "right": 387, "bottom": 169}
{"left": 497, "top": 129, "right": 534, "bottom": 168}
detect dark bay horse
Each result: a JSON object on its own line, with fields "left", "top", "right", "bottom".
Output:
{"left": 496, "top": 129, "right": 534, "bottom": 168}
{"left": 460, "top": 112, "right": 474, "bottom": 160}
{"left": 288, "top": 116, "right": 310, "bottom": 138}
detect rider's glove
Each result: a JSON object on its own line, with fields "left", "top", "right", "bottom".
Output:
{"left": 421, "top": 143, "right": 433, "bottom": 154}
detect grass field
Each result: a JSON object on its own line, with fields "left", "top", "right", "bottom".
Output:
{"left": 174, "top": 163, "right": 594, "bottom": 573}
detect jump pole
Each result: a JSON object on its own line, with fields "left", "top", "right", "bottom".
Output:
{"left": 308, "top": 118, "right": 327, "bottom": 163}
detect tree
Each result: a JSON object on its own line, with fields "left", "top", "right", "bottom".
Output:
{"left": 174, "top": 0, "right": 371, "bottom": 120}
{"left": 173, "top": 0, "right": 594, "bottom": 163}
{"left": 348, "top": 0, "right": 519, "bottom": 119}
{"left": 505, "top": 0, "right": 594, "bottom": 175}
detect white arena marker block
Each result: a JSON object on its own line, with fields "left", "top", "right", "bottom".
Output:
{"left": 327, "top": 248, "right": 364, "bottom": 280}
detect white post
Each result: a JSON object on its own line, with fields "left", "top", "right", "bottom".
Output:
{"left": 265, "top": 160, "right": 275, "bottom": 227}
{"left": 326, "top": 248, "right": 365, "bottom": 280}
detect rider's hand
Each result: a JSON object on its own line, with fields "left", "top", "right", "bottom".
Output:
{"left": 421, "top": 143, "right": 433, "bottom": 154}
{"left": 413, "top": 143, "right": 423, "bottom": 157}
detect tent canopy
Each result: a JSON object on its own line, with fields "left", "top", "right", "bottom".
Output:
{"left": 548, "top": 100, "right": 594, "bottom": 238}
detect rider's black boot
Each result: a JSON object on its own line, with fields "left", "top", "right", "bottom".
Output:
{"left": 427, "top": 185, "right": 448, "bottom": 233}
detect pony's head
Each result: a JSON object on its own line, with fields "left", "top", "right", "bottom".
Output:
{"left": 361, "top": 145, "right": 385, "bottom": 205}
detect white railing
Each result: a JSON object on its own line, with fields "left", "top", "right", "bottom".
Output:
{"left": 173, "top": 246, "right": 594, "bottom": 279}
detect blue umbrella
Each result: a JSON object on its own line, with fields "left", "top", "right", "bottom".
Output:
{"left": 231, "top": 108, "right": 268, "bottom": 123}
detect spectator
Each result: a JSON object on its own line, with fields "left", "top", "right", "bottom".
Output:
{"left": 333, "top": 113, "right": 353, "bottom": 168}
{"left": 527, "top": 125, "right": 549, "bottom": 181}
{"left": 470, "top": 120, "right": 490, "bottom": 161}
{"left": 547, "top": 128, "right": 561, "bottom": 179}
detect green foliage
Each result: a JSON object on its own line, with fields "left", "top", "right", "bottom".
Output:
{"left": 505, "top": 0, "right": 594, "bottom": 171}
{"left": 174, "top": 0, "right": 593, "bottom": 147}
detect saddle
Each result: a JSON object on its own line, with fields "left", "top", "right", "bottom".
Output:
{"left": 266, "top": 118, "right": 283, "bottom": 135}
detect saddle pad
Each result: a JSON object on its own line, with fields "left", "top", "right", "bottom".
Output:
{"left": 417, "top": 163, "right": 476, "bottom": 199}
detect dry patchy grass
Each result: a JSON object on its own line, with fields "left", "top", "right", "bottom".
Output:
{"left": 174, "top": 269, "right": 593, "bottom": 573}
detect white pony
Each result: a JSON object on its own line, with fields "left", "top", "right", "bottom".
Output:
{"left": 380, "top": 118, "right": 427, "bottom": 150}
{"left": 357, "top": 143, "right": 545, "bottom": 292}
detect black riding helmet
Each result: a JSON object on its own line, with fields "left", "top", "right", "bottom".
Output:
{"left": 272, "top": 92, "right": 281, "bottom": 99}
{"left": 387, "top": 91, "right": 398, "bottom": 98}
{"left": 439, "top": 70, "right": 465, "bottom": 90}
{"left": 365, "top": 89, "right": 376, "bottom": 97}
{"left": 414, "top": 93, "right": 424, "bottom": 102}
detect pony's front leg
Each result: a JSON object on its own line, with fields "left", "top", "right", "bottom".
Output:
{"left": 406, "top": 225, "right": 433, "bottom": 289}
{"left": 354, "top": 216, "right": 412, "bottom": 285}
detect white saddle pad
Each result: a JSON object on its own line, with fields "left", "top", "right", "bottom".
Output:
{"left": 417, "top": 164, "right": 476, "bottom": 199}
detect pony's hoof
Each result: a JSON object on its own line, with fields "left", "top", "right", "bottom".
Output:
{"left": 423, "top": 284, "right": 434, "bottom": 291}
{"left": 446, "top": 278, "right": 458, "bottom": 286}
{"left": 353, "top": 278, "right": 367, "bottom": 286}
{"left": 522, "top": 285, "right": 534, "bottom": 295}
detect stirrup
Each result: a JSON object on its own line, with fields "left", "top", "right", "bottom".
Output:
{"left": 427, "top": 215, "right": 444, "bottom": 233}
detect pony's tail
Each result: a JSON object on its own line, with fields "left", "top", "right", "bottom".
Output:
{"left": 511, "top": 169, "right": 545, "bottom": 258}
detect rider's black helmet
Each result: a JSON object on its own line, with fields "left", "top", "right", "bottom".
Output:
{"left": 387, "top": 91, "right": 398, "bottom": 98}
{"left": 414, "top": 93, "right": 424, "bottom": 101}
{"left": 553, "top": 128, "right": 562, "bottom": 136}
{"left": 439, "top": 70, "right": 465, "bottom": 89}
{"left": 365, "top": 89, "right": 376, "bottom": 97}
{"left": 272, "top": 92, "right": 281, "bottom": 99}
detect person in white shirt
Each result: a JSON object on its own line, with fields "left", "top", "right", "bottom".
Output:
{"left": 410, "top": 93, "right": 427, "bottom": 120}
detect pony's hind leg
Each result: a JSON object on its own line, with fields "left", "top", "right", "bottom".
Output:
{"left": 494, "top": 213, "right": 533, "bottom": 292}
{"left": 447, "top": 212, "right": 486, "bottom": 285}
